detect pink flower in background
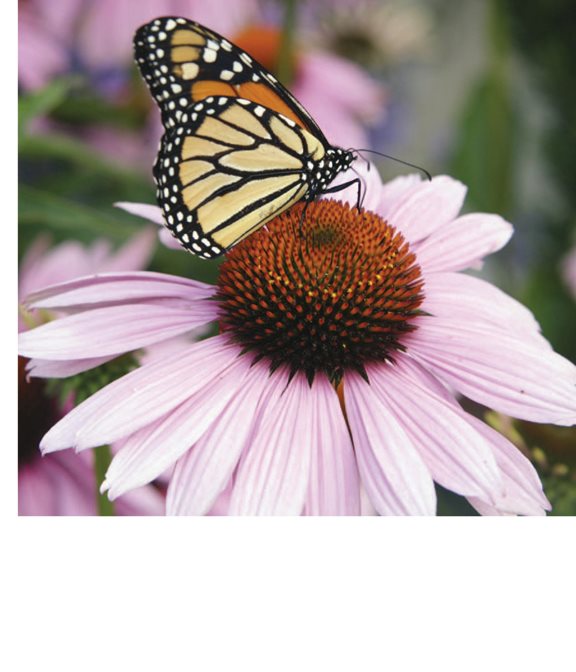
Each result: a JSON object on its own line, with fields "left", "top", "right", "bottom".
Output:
{"left": 18, "top": 230, "right": 165, "bottom": 515}
{"left": 19, "top": 167, "right": 576, "bottom": 515}
{"left": 18, "top": 0, "right": 259, "bottom": 91}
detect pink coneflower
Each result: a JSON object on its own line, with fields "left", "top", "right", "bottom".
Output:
{"left": 18, "top": 231, "right": 165, "bottom": 515}
{"left": 18, "top": 171, "right": 576, "bottom": 515}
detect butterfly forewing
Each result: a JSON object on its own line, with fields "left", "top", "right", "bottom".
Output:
{"left": 134, "top": 16, "right": 326, "bottom": 140}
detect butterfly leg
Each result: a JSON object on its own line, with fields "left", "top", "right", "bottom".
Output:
{"left": 320, "top": 178, "right": 363, "bottom": 211}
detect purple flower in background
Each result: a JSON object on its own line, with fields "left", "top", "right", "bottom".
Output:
{"left": 19, "top": 166, "right": 576, "bottom": 515}
{"left": 18, "top": 230, "right": 165, "bottom": 515}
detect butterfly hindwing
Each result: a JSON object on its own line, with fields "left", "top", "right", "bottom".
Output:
{"left": 134, "top": 16, "right": 327, "bottom": 140}
{"left": 154, "top": 97, "right": 329, "bottom": 258}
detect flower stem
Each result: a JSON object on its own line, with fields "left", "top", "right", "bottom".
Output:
{"left": 93, "top": 445, "right": 115, "bottom": 516}
{"left": 277, "top": 0, "right": 298, "bottom": 85}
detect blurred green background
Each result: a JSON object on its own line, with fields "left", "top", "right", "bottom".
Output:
{"left": 18, "top": 0, "right": 576, "bottom": 514}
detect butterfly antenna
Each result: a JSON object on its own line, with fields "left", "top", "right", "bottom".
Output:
{"left": 352, "top": 148, "right": 432, "bottom": 181}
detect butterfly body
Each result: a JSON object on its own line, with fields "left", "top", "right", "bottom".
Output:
{"left": 134, "top": 17, "right": 356, "bottom": 259}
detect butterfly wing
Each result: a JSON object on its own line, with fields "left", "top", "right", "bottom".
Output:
{"left": 155, "top": 97, "right": 327, "bottom": 258}
{"left": 134, "top": 16, "right": 327, "bottom": 141}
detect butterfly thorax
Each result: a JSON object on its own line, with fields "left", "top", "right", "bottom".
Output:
{"left": 303, "top": 147, "right": 355, "bottom": 202}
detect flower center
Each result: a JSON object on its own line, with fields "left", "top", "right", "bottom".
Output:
{"left": 216, "top": 200, "right": 424, "bottom": 383}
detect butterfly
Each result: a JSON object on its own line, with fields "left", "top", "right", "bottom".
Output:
{"left": 134, "top": 16, "right": 358, "bottom": 259}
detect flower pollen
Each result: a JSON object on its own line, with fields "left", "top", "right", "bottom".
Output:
{"left": 216, "top": 200, "right": 424, "bottom": 384}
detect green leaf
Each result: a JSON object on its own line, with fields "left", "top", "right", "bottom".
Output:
{"left": 19, "top": 184, "right": 141, "bottom": 240}
{"left": 19, "top": 78, "right": 80, "bottom": 132}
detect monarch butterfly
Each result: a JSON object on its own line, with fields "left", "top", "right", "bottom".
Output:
{"left": 134, "top": 16, "right": 358, "bottom": 259}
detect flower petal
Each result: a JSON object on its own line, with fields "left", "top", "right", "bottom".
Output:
{"left": 423, "top": 273, "right": 549, "bottom": 346}
{"left": 114, "top": 202, "right": 164, "bottom": 226}
{"left": 407, "top": 319, "right": 576, "bottom": 425}
{"left": 344, "top": 371, "right": 436, "bottom": 515}
{"left": 102, "top": 353, "right": 253, "bottom": 499}
{"left": 19, "top": 303, "right": 217, "bottom": 359}
{"left": 415, "top": 213, "right": 513, "bottom": 273}
{"left": 40, "top": 335, "right": 240, "bottom": 452}
{"left": 166, "top": 362, "right": 271, "bottom": 515}
{"left": 463, "top": 414, "right": 550, "bottom": 516}
{"left": 368, "top": 360, "right": 503, "bottom": 502}
{"left": 304, "top": 375, "right": 361, "bottom": 515}
{"left": 26, "top": 355, "right": 116, "bottom": 378}
{"left": 229, "top": 372, "right": 313, "bottom": 515}
{"left": 379, "top": 175, "right": 467, "bottom": 244}
{"left": 25, "top": 271, "right": 215, "bottom": 309}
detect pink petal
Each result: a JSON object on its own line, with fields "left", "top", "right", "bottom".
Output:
{"left": 464, "top": 414, "right": 550, "bottom": 515}
{"left": 423, "top": 273, "right": 549, "bottom": 347}
{"left": 303, "top": 375, "right": 361, "bottom": 515}
{"left": 407, "top": 319, "right": 576, "bottom": 425}
{"left": 228, "top": 371, "right": 313, "bottom": 515}
{"left": 114, "top": 202, "right": 164, "bottom": 226}
{"left": 99, "top": 228, "right": 156, "bottom": 272}
{"left": 39, "top": 335, "right": 241, "bottom": 452}
{"left": 414, "top": 213, "right": 513, "bottom": 273}
{"left": 18, "top": 303, "right": 217, "bottom": 359}
{"left": 101, "top": 353, "right": 253, "bottom": 499}
{"left": 379, "top": 175, "right": 467, "bottom": 244}
{"left": 344, "top": 372, "right": 436, "bottom": 515}
{"left": 166, "top": 362, "right": 272, "bottom": 515}
{"left": 368, "top": 360, "right": 503, "bottom": 502}
{"left": 26, "top": 356, "right": 116, "bottom": 378}
{"left": 25, "top": 271, "right": 215, "bottom": 309}
{"left": 324, "top": 161, "right": 384, "bottom": 213}
{"left": 377, "top": 174, "right": 423, "bottom": 215}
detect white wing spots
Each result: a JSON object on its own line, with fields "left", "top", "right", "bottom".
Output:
{"left": 156, "top": 48, "right": 164, "bottom": 58}
{"left": 252, "top": 74, "right": 261, "bottom": 82}
{"left": 165, "top": 19, "right": 177, "bottom": 30}
{"left": 240, "top": 53, "right": 253, "bottom": 66}
{"left": 254, "top": 106, "right": 265, "bottom": 117}
{"left": 218, "top": 97, "right": 228, "bottom": 105}
{"left": 171, "top": 83, "right": 182, "bottom": 93}
{"left": 237, "top": 99, "right": 250, "bottom": 106}
{"left": 232, "top": 61, "right": 243, "bottom": 73}
{"left": 221, "top": 40, "right": 233, "bottom": 51}
{"left": 220, "top": 70, "right": 234, "bottom": 81}
{"left": 181, "top": 62, "right": 200, "bottom": 80}
{"left": 203, "top": 48, "right": 217, "bottom": 63}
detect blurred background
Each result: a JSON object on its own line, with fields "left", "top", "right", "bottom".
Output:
{"left": 18, "top": 0, "right": 576, "bottom": 515}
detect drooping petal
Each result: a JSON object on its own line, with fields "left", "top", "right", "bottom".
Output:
{"left": 414, "top": 213, "right": 513, "bottom": 273}
{"left": 101, "top": 353, "right": 253, "bottom": 499}
{"left": 26, "top": 355, "right": 116, "bottom": 378}
{"left": 367, "top": 360, "right": 503, "bottom": 502}
{"left": 228, "top": 372, "right": 313, "bottom": 515}
{"left": 25, "top": 271, "right": 215, "bottom": 309}
{"left": 303, "top": 375, "right": 361, "bottom": 516}
{"left": 166, "top": 362, "right": 272, "bottom": 515}
{"left": 463, "top": 414, "right": 550, "bottom": 516}
{"left": 18, "top": 303, "right": 217, "bottom": 360}
{"left": 39, "top": 335, "right": 241, "bottom": 452}
{"left": 99, "top": 227, "right": 157, "bottom": 273}
{"left": 407, "top": 319, "right": 576, "bottom": 425}
{"left": 379, "top": 176, "right": 467, "bottom": 245}
{"left": 422, "top": 273, "right": 549, "bottom": 347}
{"left": 114, "top": 202, "right": 164, "bottom": 226}
{"left": 344, "top": 372, "right": 436, "bottom": 515}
